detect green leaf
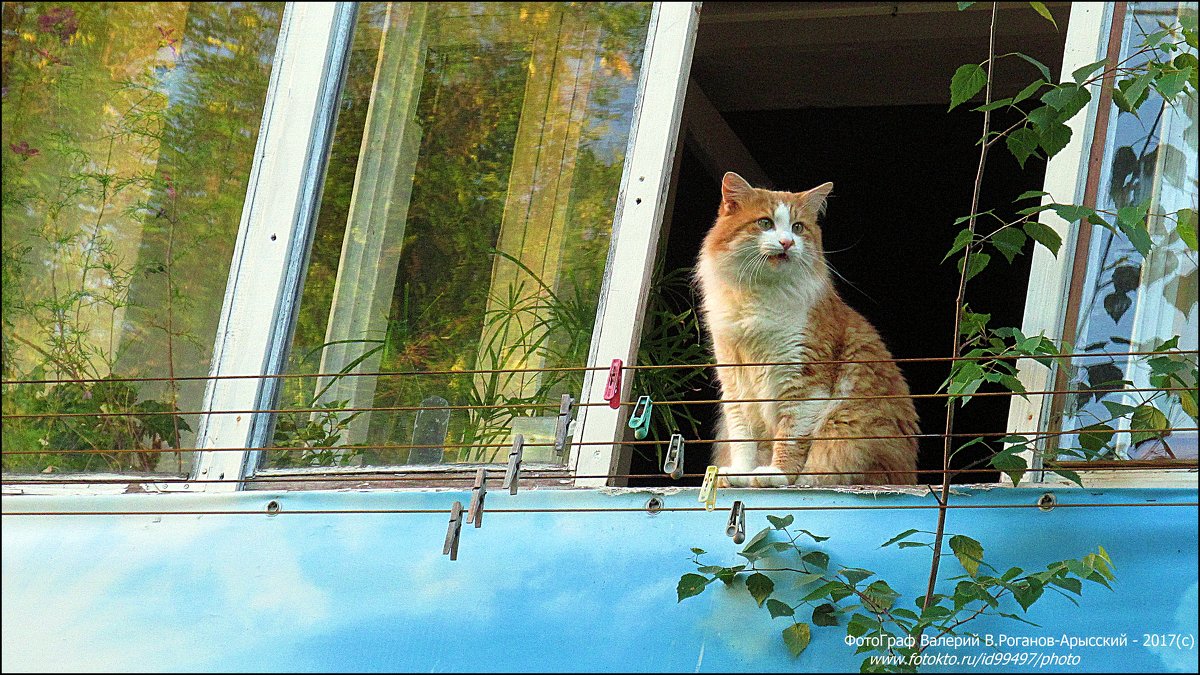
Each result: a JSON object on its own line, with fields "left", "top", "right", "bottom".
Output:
{"left": 1028, "top": 1, "right": 1057, "bottom": 28}
{"left": 991, "top": 446, "right": 1029, "bottom": 486}
{"left": 1051, "top": 203, "right": 1096, "bottom": 224}
{"left": 1130, "top": 404, "right": 1170, "bottom": 444}
{"left": 766, "top": 598, "right": 795, "bottom": 618}
{"left": 898, "top": 542, "right": 927, "bottom": 549}
{"left": 974, "top": 97, "right": 1014, "bottom": 112}
{"left": 840, "top": 568, "right": 875, "bottom": 586}
{"left": 677, "top": 573, "right": 711, "bottom": 602}
{"left": 991, "top": 227, "right": 1027, "bottom": 263}
{"left": 957, "top": 1, "right": 976, "bottom": 9}
{"left": 801, "top": 581, "right": 843, "bottom": 602}
{"left": 881, "top": 529, "right": 921, "bottom": 548}
{"left": 1006, "top": 127, "right": 1040, "bottom": 168}
{"left": 1101, "top": 400, "right": 1137, "bottom": 418}
{"left": 1014, "top": 52, "right": 1052, "bottom": 81}
{"left": 957, "top": 252, "right": 991, "bottom": 282}
{"left": 1012, "top": 580, "right": 1045, "bottom": 611}
{"left": 797, "top": 529, "right": 831, "bottom": 542}
{"left": 1040, "top": 84, "right": 1090, "bottom": 118}
{"left": 1023, "top": 220, "right": 1062, "bottom": 256}
{"left": 739, "top": 527, "right": 774, "bottom": 559}
{"left": 1175, "top": 208, "right": 1197, "bottom": 251}
{"left": 846, "top": 613, "right": 879, "bottom": 638}
{"left": 1072, "top": 58, "right": 1108, "bottom": 84}
{"left": 1012, "top": 79, "right": 1047, "bottom": 105}
{"left": 943, "top": 229, "right": 974, "bottom": 263}
{"left": 950, "top": 63, "right": 988, "bottom": 110}
{"left": 1016, "top": 189, "right": 1049, "bottom": 201}
{"left": 802, "top": 551, "right": 829, "bottom": 570}
{"left": 747, "top": 572, "right": 775, "bottom": 607}
{"left": 766, "top": 514, "right": 794, "bottom": 530}
{"left": 1114, "top": 73, "right": 1153, "bottom": 114}
{"left": 1078, "top": 423, "right": 1115, "bottom": 452}
{"left": 949, "top": 535, "right": 985, "bottom": 577}
{"left": 1050, "top": 576, "right": 1083, "bottom": 595}
{"left": 1037, "top": 122, "right": 1072, "bottom": 158}
{"left": 811, "top": 603, "right": 839, "bottom": 627}
{"left": 1155, "top": 67, "right": 1192, "bottom": 100}
{"left": 782, "top": 623, "right": 811, "bottom": 657}
{"left": 690, "top": 548, "right": 706, "bottom": 555}
{"left": 863, "top": 580, "right": 901, "bottom": 612}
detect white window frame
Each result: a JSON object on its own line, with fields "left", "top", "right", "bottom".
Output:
{"left": 1006, "top": 1, "right": 1196, "bottom": 489}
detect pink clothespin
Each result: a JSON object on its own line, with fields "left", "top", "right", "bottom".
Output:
{"left": 603, "top": 359, "right": 623, "bottom": 409}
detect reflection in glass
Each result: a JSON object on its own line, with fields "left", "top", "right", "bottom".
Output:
{"left": 268, "top": 2, "right": 651, "bottom": 469}
{"left": 1058, "top": 1, "right": 1197, "bottom": 461}
{"left": 1, "top": 2, "right": 283, "bottom": 474}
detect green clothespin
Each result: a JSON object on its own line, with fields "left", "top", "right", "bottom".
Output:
{"left": 627, "top": 395, "right": 653, "bottom": 440}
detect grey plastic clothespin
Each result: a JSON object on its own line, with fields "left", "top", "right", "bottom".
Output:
{"left": 444, "top": 501, "right": 464, "bottom": 560}
{"left": 553, "top": 394, "right": 574, "bottom": 458}
{"left": 502, "top": 434, "right": 524, "bottom": 495}
{"left": 663, "top": 433, "right": 684, "bottom": 479}
{"left": 467, "top": 467, "right": 487, "bottom": 528}
{"left": 726, "top": 500, "right": 746, "bottom": 544}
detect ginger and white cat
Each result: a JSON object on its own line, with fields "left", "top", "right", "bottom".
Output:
{"left": 696, "top": 172, "right": 918, "bottom": 486}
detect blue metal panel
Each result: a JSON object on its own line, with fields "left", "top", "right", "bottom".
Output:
{"left": 2, "top": 487, "right": 1196, "bottom": 672}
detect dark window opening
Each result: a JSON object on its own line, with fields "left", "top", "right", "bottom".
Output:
{"left": 625, "top": 1, "right": 1071, "bottom": 486}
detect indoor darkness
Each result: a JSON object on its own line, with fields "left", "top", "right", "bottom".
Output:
{"left": 627, "top": 104, "right": 1049, "bottom": 486}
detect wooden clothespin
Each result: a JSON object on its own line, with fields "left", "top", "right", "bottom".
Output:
{"left": 443, "top": 501, "right": 464, "bottom": 560}
{"left": 553, "top": 394, "right": 574, "bottom": 458}
{"left": 467, "top": 467, "right": 487, "bottom": 528}
{"left": 726, "top": 500, "right": 746, "bottom": 544}
{"left": 603, "top": 359, "right": 623, "bottom": 409}
{"left": 663, "top": 433, "right": 684, "bottom": 479}
{"left": 627, "top": 395, "right": 653, "bottom": 440}
{"left": 502, "top": 434, "right": 524, "bottom": 495}
{"left": 699, "top": 465, "right": 719, "bottom": 512}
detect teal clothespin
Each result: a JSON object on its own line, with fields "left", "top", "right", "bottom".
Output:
{"left": 627, "top": 395, "right": 653, "bottom": 440}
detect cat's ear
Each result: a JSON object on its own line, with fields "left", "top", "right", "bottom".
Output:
{"left": 721, "top": 172, "right": 754, "bottom": 214}
{"left": 797, "top": 182, "right": 834, "bottom": 222}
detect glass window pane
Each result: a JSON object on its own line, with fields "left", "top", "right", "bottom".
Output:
{"left": 1057, "top": 1, "right": 1198, "bottom": 462}
{"left": 1, "top": 2, "right": 284, "bottom": 475}
{"left": 266, "top": 2, "right": 652, "bottom": 470}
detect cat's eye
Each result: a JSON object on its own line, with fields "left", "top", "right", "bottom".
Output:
{"left": 792, "top": 222, "right": 804, "bottom": 232}
{"left": 756, "top": 217, "right": 773, "bottom": 231}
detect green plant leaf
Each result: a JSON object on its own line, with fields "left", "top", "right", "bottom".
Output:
{"left": 943, "top": 229, "right": 974, "bottom": 263}
{"left": 957, "top": 252, "right": 991, "bottom": 282}
{"left": 957, "top": 1, "right": 976, "bottom": 9}
{"left": 677, "top": 573, "right": 711, "bottom": 602}
{"left": 1013, "top": 52, "right": 1053, "bottom": 81}
{"left": 747, "top": 572, "right": 775, "bottom": 607}
{"left": 797, "top": 529, "right": 831, "bottom": 542}
{"left": 991, "top": 446, "right": 1029, "bottom": 486}
{"left": 782, "top": 622, "right": 811, "bottom": 657}
{"left": 1175, "top": 208, "right": 1198, "bottom": 251}
{"left": 949, "top": 535, "right": 985, "bottom": 577}
{"left": 881, "top": 529, "right": 921, "bottom": 548}
{"left": 1011, "top": 580, "right": 1045, "bottom": 611}
{"left": 840, "top": 568, "right": 874, "bottom": 586}
{"left": 1023, "top": 220, "right": 1062, "bottom": 256}
{"left": 812, "top": 602, "right": 839, "bottom": 626}
{"left": 1012, "top": 79, "right": 1047, "bottom": 105}
{"left": 766, "top": 598, "right": 795, "bottom": 618}
{"left": 1028, "top": 1, "right": 1057, "bottom": 28}
{"left": 1155, "top": 66, "right": 1192, "bottom": 100}
{"left": 1037, "top": 122, "right": 1072, "bottom": 158}
{"left": 1130, "top": 404, "right": 1170, "bottom": 444}
{"left": 1040, "top": 84, "right": 1090, "bottom": 118}
{"left": 802, "top": 551, "right": 830, "bottom": 570}
{"left": 950, "top": 63, "right": 988, "bottom": 110}
{"left": 1072, "top": 58, "right": 1108, "bottom": 84}
{"left": 863, "top": 580, "right": 901, "bottom": 612}
{"left": 991, "top": 227, "right": 1027, "bottom": 263}
{"left": 1006, "top": 127, "right": 1040, "bottom": 168}
{"left": 1079, "top": 423, "right": 1115, "bottom": 452}
{"left": 766, "top": 514, "right": 794, "bottom": 530}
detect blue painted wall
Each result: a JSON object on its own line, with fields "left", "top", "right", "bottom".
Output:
{"left": 2, "top": 487, "right": 1197, "bottom": 672}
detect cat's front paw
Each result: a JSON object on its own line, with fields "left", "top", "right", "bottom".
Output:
{"left": 718, "top": 466, "right": 754, "bottom": 488}
{"left": 749, "top": 466, "right": 790, "bottom": 488}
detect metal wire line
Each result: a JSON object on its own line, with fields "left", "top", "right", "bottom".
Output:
{"left": 4, "top": 502, "right": 1196, "bottom": 517}
{"left": 5, "top": 462, "right": 1196, "bottom": 486}
{"left": 3, "top": 348, "right": 1194, "bottom": 386}
{"left": 3, "top": 385, "right": 1193, "bottom": 420}
{"left": 2, "top": 425, "right": 1195, "bottom": 457}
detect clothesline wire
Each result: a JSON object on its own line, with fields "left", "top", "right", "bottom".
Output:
{"left": 1, "top": 426, "right": 1193, "bottom": 457}
{"left": 4, "top": 502, "right": 1196, "bottom": 517}
{"left": 2, "top": 349, "right": 1194, "bottom": 386}
{"left": 4, "top": 462, "right": 1195, "bottom": 485}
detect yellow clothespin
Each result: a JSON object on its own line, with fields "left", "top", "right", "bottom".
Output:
{"left": 698, "top": 465, "right": 719, "bottom": 512}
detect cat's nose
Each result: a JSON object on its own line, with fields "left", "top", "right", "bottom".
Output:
{"left": 779, "top": 238, "right": 794, "bottom": 250}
